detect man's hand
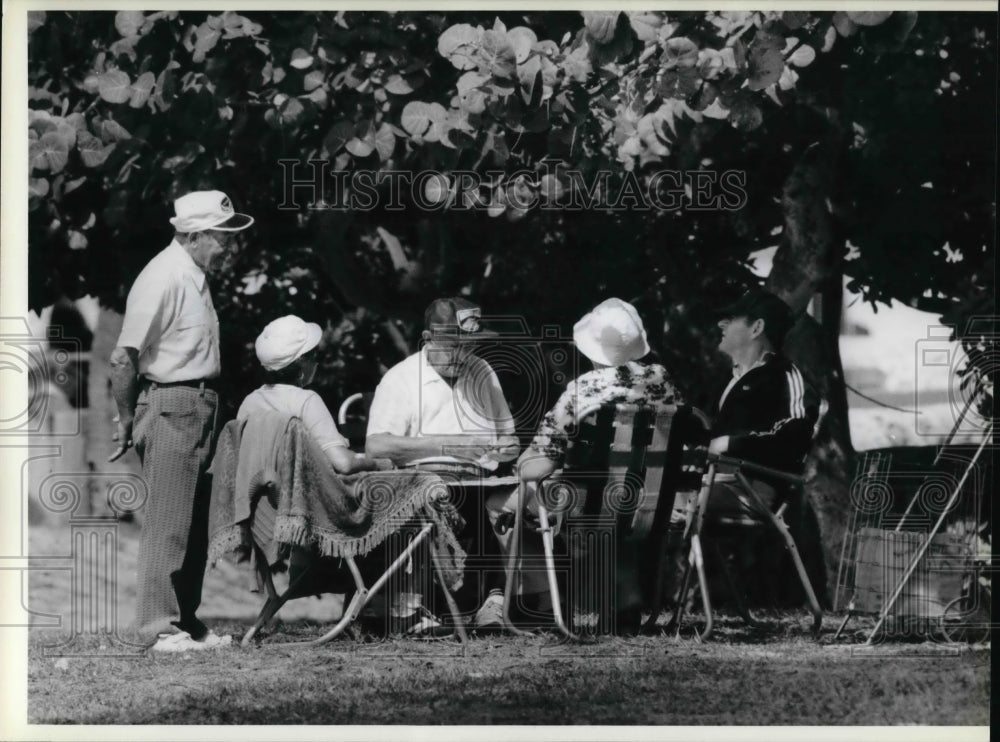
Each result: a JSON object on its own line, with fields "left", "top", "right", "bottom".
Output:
{"left": 109, "top": 415, "right": 134, "bottom": 462}
{"left": 707, "top": 435, "right": 730, "bottom": 455}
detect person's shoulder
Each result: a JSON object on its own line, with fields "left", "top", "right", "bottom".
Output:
{"left": 378, "top": 351, "right": 421, "bottom": 385}
{"left": 572, "top": 366, "right": 607, "bottom": 386}
{"left": 468, "top": 352, "right": 500, "bottom": 374}
{"left": 133, "top": 243, "right": 186, "bottom": 286}
{"left": 765, "top": 352, "right": 802, "bottom": 375}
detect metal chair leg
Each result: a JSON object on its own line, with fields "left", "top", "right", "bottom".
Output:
{"left": 293, "top": 523, "right": 436, "bottom": 646}
{"left": 736, "top": 472, "right": 823, "bottom": 638}
{"left": 691, "top": 535, "right": 714, "bottom": 641}
{"left": 831, "top": 607, "right": 855, "bottom": 642}
{"left": 537, "top": 502, "right": 577, "bottom": 640}
{"left": 670, "top": 534, "right": 714, "bottom": 640}
{"left": 502, "top": 483, "right": 534, "bottom": 637}
{"left": 242, "top": 555, "right": 316, "bottom": 646}
{"left": 764, "top": 507, "right": 823, "bottom": 637}
{"left": 430, "top": 539, "right": 468, "bottom": 644}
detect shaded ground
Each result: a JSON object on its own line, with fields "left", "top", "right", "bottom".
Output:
{"left": 25, "top": 519, "right": 990, "bottom": 726}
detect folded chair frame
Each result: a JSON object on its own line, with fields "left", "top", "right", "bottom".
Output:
{"left": 242, "top": 517, "right": 468, "bottom": 647}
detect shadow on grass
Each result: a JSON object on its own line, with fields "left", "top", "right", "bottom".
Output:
{"left": 27, "top": 611, "right": 990, "bottom": 726}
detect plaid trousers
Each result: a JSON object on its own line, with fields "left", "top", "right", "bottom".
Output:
{"left": 131, "top": 383, "right": 219, "bottom": 643}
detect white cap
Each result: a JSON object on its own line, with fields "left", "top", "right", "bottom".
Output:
{"left": 573, "top": 298, "right": 651, "bottom": 367}
{"left": 254, "top": 315, "right": 323, "bottom": 371}
{"left": 169, "top": 190, "right": 254, "bottom": 233}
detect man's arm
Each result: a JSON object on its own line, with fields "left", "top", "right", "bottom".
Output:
{"left": 718, "top": 362, "right": 819, "bottom": 468}
{"left": 365, "top": 433, "right": 496, "bottom": 467}
{"left": 108, "top": 346, "right": 140, "bottom": 462}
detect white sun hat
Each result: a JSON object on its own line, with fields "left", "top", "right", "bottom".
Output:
{"left": 572, "top": 298, "right": 651, "bottom": 367}
{"left": 254, "top": 315, "right": 323, "bottom": 371}
{"left": 169, "top": 190, "right": 254, "bottom": 233}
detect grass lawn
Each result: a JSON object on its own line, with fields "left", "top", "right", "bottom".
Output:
{"left": 24, "top": 520, "right": 991, "bottom": 726}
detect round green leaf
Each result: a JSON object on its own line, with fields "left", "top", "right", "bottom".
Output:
{"left": 781, "top": 11, "right": 810, "bottom": 30}
{"left": 303, "top": 70, "right": 325, "bottom": 92}
{"left": 30, "top": 131, "right": 69, "bottom": 174}
{"left": 114, "top": 11, "right": 144, "bottom": 37}
{"left": 438, "top": 24, "right": 482, "bottom": 70}
{"left": 582, "top": 12, "right": 617, "bottom": 45}
{"left": 401, "top": 101, "right": 445, "bottom": 138}
{"left": 787, "top": 44, "right": 816, "bottom": 68}
{"left": 384, "top": 74, "right": 414, "bottom": 95}
{"left": 507, "top": 26, "right": 537, "bottom": 64}
{"left": 847, "top": 11, "right": 893, "bottom": 27}
{"left": 68, "top": 231, "right": 88, "bottom": 250}
{"left": 481, "top": 30, "right": 517, "bottom": 78}
{"left": 423, "top": 173, "right": 451, "bottom": 205}
{"left": 324, "top": 120, "right": 355, "bottom": 154}
{"left": 29, "top": 176, "right": 50, "bottom": 198}
{"left": 345, "top": 137, "right": 375, "bottom": 158}
{"left": 280, "top": 98, "right": 305, "bottom": 125}
{"left": 192, "top": 24, "right": 221, "bottom": 64}
{"left": 100, "top": 119, "right": 131, "bottom": 143}
{"left": 374, "top": 123, "right": 396, "bottom": 161}
{"left": 129, "top": 71, "right": 155, "bottom": 108}
{"left": 747, "top": 46, "right": 784, "bottom": 91}
{"left": 663, "top": 37, "right": 699, "bottom": 69}
{"left": 98, "top": 70, "right": 132, "bottom": 104}
{"left": 290, "top": 48, "right": 314, "bottom": 70}
{"left": 628, "top": 13, "right": 661, "bottom": 43}
{"left": 78, "top": 131, "right": 115, "bottom": 168}
{"left": 832, "top": 12, "right": 857, "bottom": 37}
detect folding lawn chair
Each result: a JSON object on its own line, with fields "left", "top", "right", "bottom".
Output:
{"left": 207, "top": 412, "right": 468, "bottom": 647}
{"left": 502, "top": 402, "right": 700, "bottom": 639}
{"left": 670, "top": 452, "right": 824, "bottom": 641}
{"left": 831, "top": 380, "right": 993, "bottom": 645}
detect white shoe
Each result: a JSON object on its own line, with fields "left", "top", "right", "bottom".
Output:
{"left": 151, "top": 631, "right": 232, "bottom": 653}
{"left": 474, "top": 593, "right": 505, "bottom": 629}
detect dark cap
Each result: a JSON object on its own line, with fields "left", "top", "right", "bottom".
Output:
{"left": 424, "top": 297, "right": 497, "bottom": 341}
{"left": 718, "top": 288, "right": 794, "bottom": 348}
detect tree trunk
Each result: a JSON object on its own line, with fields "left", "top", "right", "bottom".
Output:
{"left": 764, "top": 142, "right": 856, "bottom": 607}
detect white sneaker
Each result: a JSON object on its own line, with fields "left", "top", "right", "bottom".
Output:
{"left": 474, "top": 592, "right": 505, "bottom": 629}
{"left": 151, "top": 631, "right": 232, "bottom": 653}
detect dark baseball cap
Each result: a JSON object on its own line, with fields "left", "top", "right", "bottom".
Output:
{"left": 424, "top": 297, "right": 497, "bottom": 341}
{"left": 718, "top": 288, "right": 794, "bottom": 348}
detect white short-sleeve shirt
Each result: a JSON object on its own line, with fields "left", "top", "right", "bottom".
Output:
{"left": 116, "top": 240, "right": 220, "bottom": 382}
{"left": 237, "top": 384, "right": 349, "bottom": 451}
{"left": 366, "top": 349, "right": 515, "bottom": 440}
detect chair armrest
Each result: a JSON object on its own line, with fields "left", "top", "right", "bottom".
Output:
{"left": 708, "top": 453, "right": 805, "bottom": 486}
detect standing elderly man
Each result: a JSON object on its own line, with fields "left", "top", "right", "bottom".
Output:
{"left": 109, "top": 190, "right": 253, "bottom": 652}
{"left": 365, "top": 297, "right": 520, "bottom": 631}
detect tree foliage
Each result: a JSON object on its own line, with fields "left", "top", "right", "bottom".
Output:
{"left": 27, "top": 10, "right": 995, "bottom": 421}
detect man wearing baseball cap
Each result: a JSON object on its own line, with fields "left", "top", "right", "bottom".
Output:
{"left": 108, "top": 189, "right": 253, "bottom": 652}
{"left": 666, "top": 287, "right": 820, "bottom": 561}
{"left": 366, "top": 297, "right": 517, "bottom": 465}
{"left": 366, "top": 297, "right": 519, "bottom": 632}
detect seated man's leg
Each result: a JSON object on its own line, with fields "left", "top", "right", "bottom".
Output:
{"left": 661, "top": 475, "right": 777, "bottom": 607}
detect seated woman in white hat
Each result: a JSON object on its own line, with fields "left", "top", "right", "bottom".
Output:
{"left": 238, "top": 315, "right": 387, "bottom": 474}
{"left": 480, "top": 298, "right": 682, "bottom": 634}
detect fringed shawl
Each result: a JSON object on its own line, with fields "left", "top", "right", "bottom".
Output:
{"left": 208, "top": 412, "right": 466, "bottom": 590}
